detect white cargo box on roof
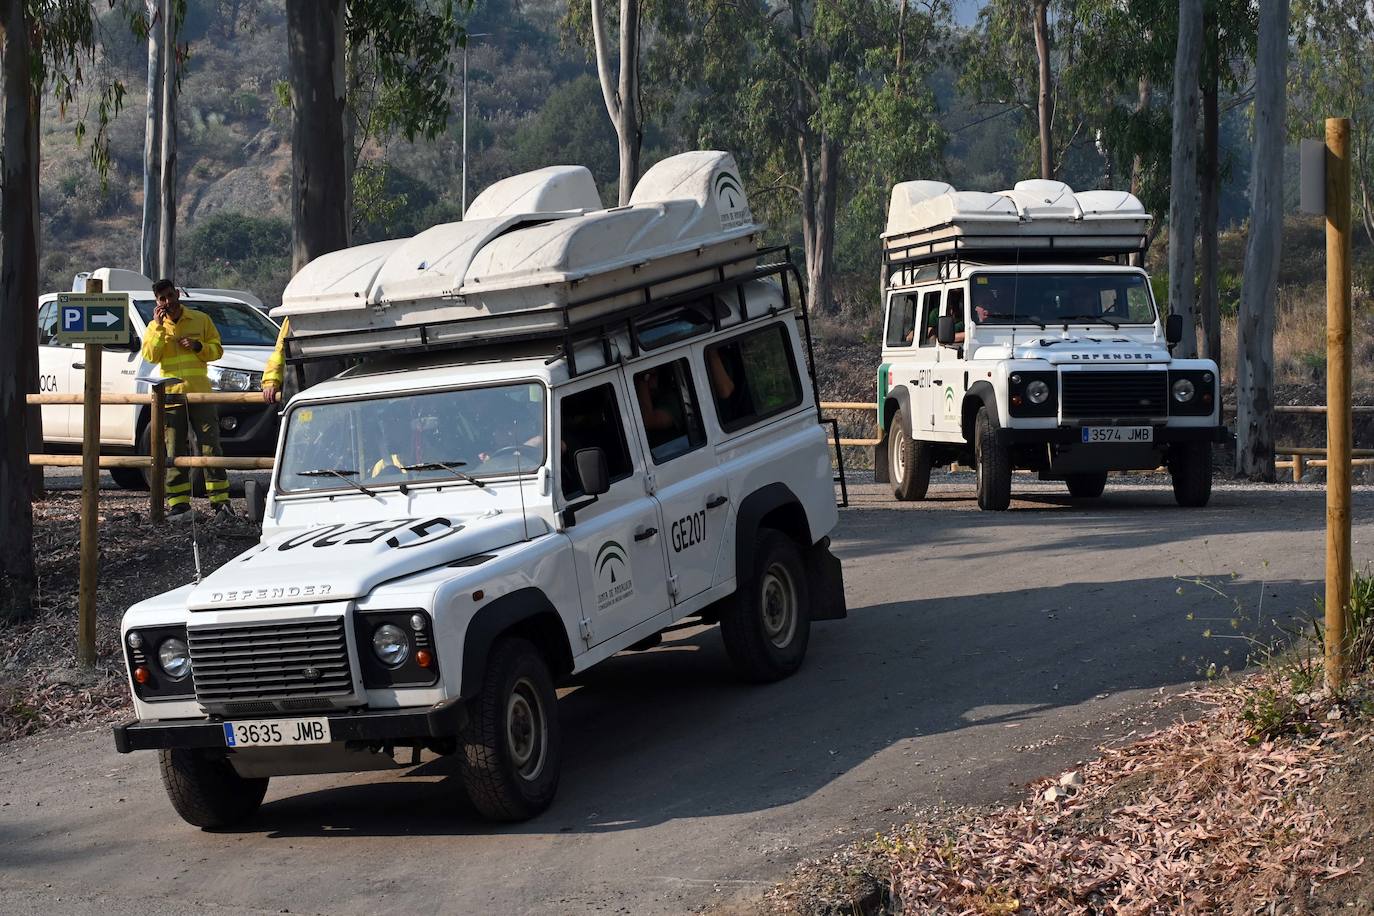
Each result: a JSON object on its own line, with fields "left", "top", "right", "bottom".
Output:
{"left": 277, "top": 151, "right": 765, "bottom": 360}
{"left": 882, "top": 179, "right": 1151, "bottom": 264}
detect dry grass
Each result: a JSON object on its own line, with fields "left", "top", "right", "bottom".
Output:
{"left": 1218, "top": 284, "right": 1374, "bottom": 391}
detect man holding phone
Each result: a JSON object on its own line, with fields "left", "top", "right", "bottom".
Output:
{"left": 141, "top": 279, "right": 232, "bottom": 517}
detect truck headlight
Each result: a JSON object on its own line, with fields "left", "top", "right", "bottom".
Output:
{"left": 208, "top": 366, "right": 260, "bottom": 392}
{"left": 1026, "top": 379, "right": 1050, "bottom": 404}
{"left": 157, "top": 637, "right": 192, "bottom": 680}
{"left": 372, "top": 624, "right": 410, "bottom": 667}
{"left": 1172, "top": 378, "right": 1196, "bottom": 403}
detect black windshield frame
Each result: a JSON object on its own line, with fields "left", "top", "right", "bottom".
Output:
{"left": 968, "top": 271, "right": 1158, "bottom": 328}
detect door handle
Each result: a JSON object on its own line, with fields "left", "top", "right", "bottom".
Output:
{"left": 72, "top": 362, "right": 85, "bottom": 370}
{"left": 932, "top": 379, "right": 943, "bottom": 385}
{"left": 633, "top": 526, "right": 658, "bottom": 542}
{"left": 706, "top": 494, "right": 728, "bottom": 509}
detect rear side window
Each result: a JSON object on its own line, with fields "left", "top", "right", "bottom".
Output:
{"left": 918, "top": 289, "right": 942, "bottom": 347}
{"left": 884, "top": 295, "right": 917, "bottom": 347}
{"left": 633, "top": 358, "right": 707, "bottom": 464}
{"left": 705, "top": 324, "right": 803, "bottom": 432}
{"left": 559, "top": 383, "right": 635, "bottom": 498}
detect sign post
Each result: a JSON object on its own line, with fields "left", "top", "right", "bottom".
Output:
{"left": 56, "top": 284, "right": 131, "bottom": 669}
{"left": 1325, "top": 118, "right": 1353, "bottom": 693}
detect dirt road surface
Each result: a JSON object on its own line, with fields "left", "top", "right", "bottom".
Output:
{"left": 2, "top": 479, "right": 1370, "bottom": 915}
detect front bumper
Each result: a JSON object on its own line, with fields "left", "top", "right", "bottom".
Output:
{"left": 996, "top": 424, "right": 1231, "bottom": 446}
{"left": 215, "top": 402, "right": 279, "bottom": 456}
{"left": 112, "top": 698, "right": 467, "bottom": 753}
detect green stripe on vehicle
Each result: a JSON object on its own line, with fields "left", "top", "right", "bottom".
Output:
{"left": 876, "top": 363, "right": 891, "bottom": 431}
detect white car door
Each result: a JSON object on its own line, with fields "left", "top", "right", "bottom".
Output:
{"left": 933, "top": 285, "right": 968, "bottom": 438}
{"left": 36, "top": 300, "right": 76, "bottom": 441}
{"left": 624, "top": 350, "right": 726, "bottom": 606}
{"left": 557, "top": 374, "right": 671, "bottom": 646}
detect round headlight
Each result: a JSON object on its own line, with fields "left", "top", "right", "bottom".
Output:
{"left": 127, "top": 631, "right": 143, "bottom": 649}
{"left": 372, "top": 624, "right": 410, "bottom": 667}
{"left": 1026, "top": 379, "right": 1051, "bottom": 404}
{"left": 157, "top": 637, "right": 192, "bottom": 680}
{"left": 409, "top": 613, "right": 427, "bottom": 632}
{"left": 1172, "top": 378, "right": 1196, "bottom": 403}
{"left": 1010, "top": 373, "right": 1023, "bottom": 385}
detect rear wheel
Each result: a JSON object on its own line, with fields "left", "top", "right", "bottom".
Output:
{"left": 1065, "top": 472, "right": 1108, "bottom": 499}
{"left": 457, "top": 637, "right": 561, "bottom": 822}
{"left": 110, "top": 424, "right": 153, "bottom": 491}
{"left": 974, "top": 406, "right": 1011, "bottom": 511}
{"left": 889, "top": 408, "right": 931, "bottom": 501}
{"left": 158, "top": 748, "right": 268, "bottom": 829}
{"left": 1170, "top": 441, "right": 1213, "bottom": 507}
{"left": 720, "top": 529, "right": 811, "bottom": 682}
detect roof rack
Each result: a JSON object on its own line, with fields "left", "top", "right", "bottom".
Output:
{"left": 285, "top": 245, "right": 800, "bottom": 378}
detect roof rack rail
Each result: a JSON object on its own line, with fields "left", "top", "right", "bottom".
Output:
{"left": 285, "top": 245, "right": 800, "bottom": 379}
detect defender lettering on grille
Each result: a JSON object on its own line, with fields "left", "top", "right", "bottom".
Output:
{"left": 1068, "top": 353, "right": 1159, "bottom": 361}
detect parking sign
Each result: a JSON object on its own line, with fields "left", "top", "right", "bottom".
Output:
{"left": 55, "top": 293, "right": 131, "bottom": 345}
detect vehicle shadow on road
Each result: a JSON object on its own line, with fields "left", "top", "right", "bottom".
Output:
{"left": 238, "top": 571, "right": 1316, "bottom": 839}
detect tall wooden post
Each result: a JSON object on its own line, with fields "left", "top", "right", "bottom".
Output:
{"left": 78, "top": 279, "right": 104, "bottom": 669}
{"left": 149, "top": 384, "right": 167, "bottom": 523}
{"left": 1325, "top": 117, "right": 1352, "bottom": 693}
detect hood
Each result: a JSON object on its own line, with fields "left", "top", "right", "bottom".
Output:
{"left": 211, "top": 347, "right": 273, "bottom": 372}
{"left": 187, "top": 513, "right": 544, "bottom": 611}
{"left": 1004, "top": 335, "right": 1169, "bottom": 366}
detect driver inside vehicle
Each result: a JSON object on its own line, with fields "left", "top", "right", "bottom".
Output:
{"left": 475, "top": 389, "right": 544, "bottom": 466}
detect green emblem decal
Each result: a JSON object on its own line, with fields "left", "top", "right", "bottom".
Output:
{"left": 594, "top": 540, "right": 635, "bottom": 611}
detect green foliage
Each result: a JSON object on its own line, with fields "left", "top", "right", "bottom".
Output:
{"left": 511, "top": 76, "right": 618, "bottom": 192}
{"left": 182, "top": 211, "right": 292, "bottom": 300}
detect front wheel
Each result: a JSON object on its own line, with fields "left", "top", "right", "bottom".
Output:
{"left": 720, "top": 529, "right": 812, "bottom": 682}
{"left": 1170, "top": 441, "right": 1213, "bottom": 507}
{"left": 1065, "top": 472, "right": 1108, "bottom": 499}
{"left": 974, "top": 407, "right": 1012, "bottom": 511}
{"left": 158, "top": 748, "right": 269, "bottom": 829}
{"left": 889, "top": 408, "right": 931, "bottom": 501}
{"left": 457, "top": 637, "right": 561, "bottom": 822}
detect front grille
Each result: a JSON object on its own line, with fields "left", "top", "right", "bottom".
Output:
{"left": 1061, "top": 371, "right": 1167, "bottom": 419}
{"left": 189, "top": 618, "right": 353, "bottom": 706}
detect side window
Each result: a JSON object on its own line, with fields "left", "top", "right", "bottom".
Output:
{"left": 946, "top": 288, "right": 965, "bottom": 327}
{"left": 705, "top": 323, "right": 804, "bottom": 432}
{"left": 883, "top": 295, "right": 918, "bottom": 347}
{"left": 37, "top": 302, "right": 65, "bottom": 346}
{"left": 559, "top": 383, "right": 635, "bottom": 499}
{"left": 917, "top": 290, "right": 942, "bottom": 348}
{"left": 633, "top": 358, "right": 707, "bottom": 464}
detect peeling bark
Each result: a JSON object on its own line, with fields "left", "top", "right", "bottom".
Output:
{"left": 1167, "top": 0, "right": 1202, "bottom": 359}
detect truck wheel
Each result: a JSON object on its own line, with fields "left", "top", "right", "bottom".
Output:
{"left": 457, "top": 637, "right": 561, "bottom": 822}
{"left": 1170, "top": 441, "right": 1213, "bottom": 507}
{"left": 1065, "top": 472, "right": 1107, "bottom": 499}
{"left": 157, "top": 748, "right": 269, "bottom": 829}
{"left": 889, "top": 409, "right": 931, "bottom": 501}
{"left": 720, "top": 529, "right": 811, "bottom": 683}
{"left": 974, "top": 407, "right": 1012, "bottom": 511}
{"left": 110, "top": 424, "right": 154, "bottom": 492}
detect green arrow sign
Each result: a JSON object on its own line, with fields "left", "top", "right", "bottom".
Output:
{"left": 55, "top": 293, "right": 131, "bottom": 345}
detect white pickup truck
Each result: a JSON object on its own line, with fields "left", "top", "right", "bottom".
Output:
{"left": 37, "top": 268, "right": 280, "bottom": 489}
{"left": 874, "top": 180, "right": 1228, "bottom": 509}
{"left": 112, "top": 151, "right": 847, "bottom": 827}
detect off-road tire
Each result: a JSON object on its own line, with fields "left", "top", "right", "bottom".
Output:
{"left": 1170, "top": 441, "right": 1213, "bottom": 508}
{"left": 889, "top": 409, "right": 931, "bottom": 501}
{"left": 109, "top": 424, "right": 154, "bottom": 491}
{"left": 457, "top": 637, "right": 561, "bottom": 822}
{"left": 1065, "top": 472, "right": 1108, "bottom": 499}
{"left": 158, "top": 748, "right": 269, "bottom": 829}
{"left": 720, "top": 529, "right": 811, "bottom": 683}
{"left": 974, "top": 406, "right": 1012, "bottom": 511}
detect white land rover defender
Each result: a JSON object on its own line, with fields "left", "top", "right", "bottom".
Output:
{"left": 112, "top": 151, "right": 847, "bottom": 827}
{"left": 873, "top": 180, "right": 1227, "bottom": 510}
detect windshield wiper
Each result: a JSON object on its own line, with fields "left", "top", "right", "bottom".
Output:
{"left": 399, "top": 460, "right": 489, "bottom": 490}
{"left": 1058, "top": 313, "right": 1120, "bottom": 330}
{"left": 296, "top": 467, "right": 379, "bottom": 499}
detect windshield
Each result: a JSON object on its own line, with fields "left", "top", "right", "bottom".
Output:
{"left": 970, "top": 273, "right": 1156, "bottom": 327}
{"left": 278, "top": 383, "right": 547, "bottom": 493}
{"left": 134, "top": 298, "right": 279, "bottom": 346}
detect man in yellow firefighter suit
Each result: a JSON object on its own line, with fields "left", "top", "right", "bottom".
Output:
{"left": 141, "top": 279, "right": 232, "bottom": 517}
{"left": 261, "top": 317, "right": 289, "bottom": 405}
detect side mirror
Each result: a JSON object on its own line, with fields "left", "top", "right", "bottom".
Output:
{"left": 936, "top": 314, "right": 957, "bottom": 346}
{"left": 574, "top": 447, "right": 610, "bottom": 497}
{"left": 1166, "top": 313, "right": 1183, "bottom": 345}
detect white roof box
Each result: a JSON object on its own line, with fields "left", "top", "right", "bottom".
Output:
{"left": 883, "top": 180, "right": 1150, "bottom": 264}
{"left": 278, "top": 151, "right": 766, "bottom": 361}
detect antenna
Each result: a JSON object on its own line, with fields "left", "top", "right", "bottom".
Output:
{"left": 189, "top": 489, "right": 204, "bottom": 583}
{"left": 514, "top": 450, "right": 530, "bottom": 541}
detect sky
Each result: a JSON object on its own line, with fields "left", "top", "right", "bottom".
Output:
{"left": 953, "top": 0, "right": 980, "bottom": 26}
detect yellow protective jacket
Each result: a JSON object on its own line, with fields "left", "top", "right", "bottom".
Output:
{"left": 140, "top": 306, "right": 224, "bottom": 393}
{"left": 262, "top": 318, "right": 290, "bottom": 389}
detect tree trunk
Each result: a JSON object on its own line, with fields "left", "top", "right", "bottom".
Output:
{"left": 140, "top": 0, "right": 163, "bottom": 279}
{"left": 1, "top": 0, "right": 39, "bottom": 623}
{"left": 796, "top": 133, "right": 838, "bottom": 316}
{"left": 1167, "top": 0, "right": 1202, "bottom": 359}
{"left": 591, "top": 0, "right": 641, "bottom": 205}
{"left": 1032, "top": 0, "right": 1054, "bottom": 180}
{"left": 1129, "top": 77, "right": 1152, "bottom": 268}
{"left": 157, "top": 1, "right": 177, "bottom": 279}
{"left": 1236, "top": 0, "right": 1288, "bottom": 481}
{"left": 287, "top": 0, "right": 351, "bottom": 387}
{"left": 1198, "top": 31, "right": 1221, "bottom": 367}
